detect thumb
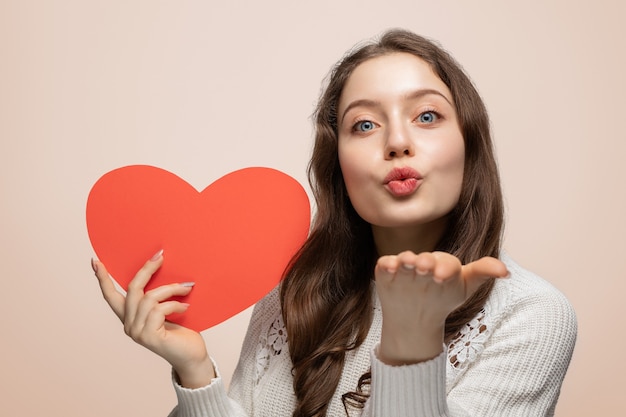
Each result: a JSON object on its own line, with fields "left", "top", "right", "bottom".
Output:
{"left": 92, "top": 258, "right": 126, "bottom": 321}
{"left": 462, "top": 256, "right": 509, "bottom": 297}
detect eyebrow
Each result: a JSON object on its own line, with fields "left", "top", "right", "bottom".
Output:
{"left": 339, "top": 88, "right": 453, "bottom": 124}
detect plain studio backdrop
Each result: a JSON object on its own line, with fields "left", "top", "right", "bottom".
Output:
{"left": 1, "top": 1, "right": 624, "bottom": 415}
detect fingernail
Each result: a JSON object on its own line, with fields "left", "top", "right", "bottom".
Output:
{"left": 180, "top": 282, "right": 195, "bottom": 287}
{"left": 180, "top": 303, "right": 191, "bottom": 310}
{"left": 150, "top": 249, "right": 164, "bottom": 261}
{"left": 416, "top": 267, "right": 429, "bottom": 275}
{"left": 402, "top": 263, "right": 416, "bottom": 270}
{"left": 91, "top": 258, "right": 98, "bottom": 273}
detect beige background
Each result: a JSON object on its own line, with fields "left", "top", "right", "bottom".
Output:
{"left": 1, "top": 0, "right": 624, "bottom": 415}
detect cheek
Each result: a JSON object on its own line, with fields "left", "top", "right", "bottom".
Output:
{"left": 338, "top": 141, "right": 364, "bottom": 187}
{"left": 435, "top": 139, "right": 465, "bottom": 199}
{"left": 442, "top": 144, "right": 465, "bottom": 179}
{"left": 338, "top": 153, "right": 361, "bottom": 203}
{"left": 338, "top": 142, "right": 376, "bottom": 213}
{"left": 421, "top": 134, "right": 465, "bottom": 195}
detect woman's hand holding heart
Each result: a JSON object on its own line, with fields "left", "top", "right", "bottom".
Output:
{"left": 92, "top": 250, "right": 215, "bottom": 388}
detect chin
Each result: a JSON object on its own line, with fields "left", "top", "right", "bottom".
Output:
{"left": 365, "top": 211, "right": 452, "bottom": 232}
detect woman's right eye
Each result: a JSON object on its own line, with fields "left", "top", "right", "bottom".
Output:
{"left": 353, "top": 120, "right": 376, "bottom": 132}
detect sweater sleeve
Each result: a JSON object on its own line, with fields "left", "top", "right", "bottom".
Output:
{"left": 366, "top": 348, "right": 456, "bottom": 417}
{"left": 167, "top": 360, "right": 248, "bottom": 417}
{"left": 365, "top": 281, "right": 577, "bottom": 416}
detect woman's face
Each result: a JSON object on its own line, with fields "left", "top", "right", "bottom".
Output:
{"left": 337, "top": 52, "right": 465, "bottom": 232}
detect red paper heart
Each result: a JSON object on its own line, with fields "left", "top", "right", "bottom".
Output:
{"left": 86, "top": 165, "right": 310, "bottom": 332}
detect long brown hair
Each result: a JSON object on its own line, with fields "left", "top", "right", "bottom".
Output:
{"left": 280, "top": 28, "right": 504, "bottom": 417}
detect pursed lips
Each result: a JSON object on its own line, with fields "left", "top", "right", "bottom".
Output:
{"left": 383, "top": 166, "right": 422, "bottom": 184}
{"left": 383, "top": 167, "right": 423, "bottom": 197}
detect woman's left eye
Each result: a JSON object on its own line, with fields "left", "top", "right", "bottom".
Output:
{"left": 417, "top": 111, "right": 439, "bottom": 124}
{"left": 353, "top": 120, "right": 376, "bottom": 132}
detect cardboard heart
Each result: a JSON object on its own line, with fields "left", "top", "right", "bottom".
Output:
{"left": 86, "top": 165, "right": 310, "bottom": 332}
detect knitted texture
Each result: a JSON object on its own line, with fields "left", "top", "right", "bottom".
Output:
{"left": 168, "top": 254, "right": 577, "bottom": 417}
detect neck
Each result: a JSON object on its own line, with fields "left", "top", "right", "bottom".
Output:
{"left": 372, "top": 217, "right": 448, "bottom": 256}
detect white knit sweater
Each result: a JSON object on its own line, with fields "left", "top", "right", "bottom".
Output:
{"left": 168, "top": 254, "right": 577, "bottom": 416}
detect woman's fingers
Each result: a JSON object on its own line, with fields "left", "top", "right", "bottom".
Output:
{"left": 130, "top": 300, "right": 190, "bottom": 346}
{"left": 375, "top": 251, "right": 508, "bottom": 302}
{"left": 126, "top": 250, "right": 164, "bottom": 296}
{"left": 376, "top": 253, "right": 419, "bottom": 290}
{"left": 376, "top": 251, "right": 436, "bottom": 278}
{"left": 143, "top": 301, "right": 190, "bottom": 334}
{"left": 91, "top": 250, "right": 188, "bottom": 333}
{"left": 124, "top": 250, "right": 165, "bottom": 327}
{"left": 129, "top": 283, "right": 194, "bottom": 339}
{"left": 430, "top": 252, "right": 462, "bottom": 283}
{"left": 376, "top": 255, "right": 399, "bottom": 276}
{"left": 91, "top": 258, "right": 126, "bottom": 321}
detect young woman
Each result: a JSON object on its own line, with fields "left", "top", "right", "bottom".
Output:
{"left": 92, "top": 29, "right": 577, "bottom": 416}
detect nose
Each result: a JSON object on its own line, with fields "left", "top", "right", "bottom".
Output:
{"left": 384, "top": 122, "right": 414, "bottom": 159}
